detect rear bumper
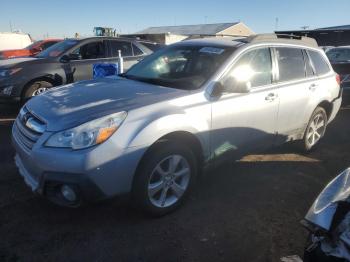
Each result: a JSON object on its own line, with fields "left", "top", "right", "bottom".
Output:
{"left": 329, "top": 96, "right": 342, "bottom": 123}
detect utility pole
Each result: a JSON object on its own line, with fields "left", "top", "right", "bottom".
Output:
{"left": 275, "top": 17, "right": 279, "bottom": 31}
{"left": 9, "top": 20, "right": 13, "bottom": 32}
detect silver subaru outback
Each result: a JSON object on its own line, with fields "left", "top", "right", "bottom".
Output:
{"left": 12, "top": 34, "right": 342, "bottom": 215}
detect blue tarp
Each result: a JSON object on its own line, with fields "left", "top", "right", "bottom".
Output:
{"left": 93, "top": 63, "right": 119, "bottom": 79}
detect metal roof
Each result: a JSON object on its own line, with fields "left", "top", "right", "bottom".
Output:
{"left": 317, "top": 25, "right": 350, "bottom": 30}
{"left": 136, "top": 22, "right": 240, "bottom": 35}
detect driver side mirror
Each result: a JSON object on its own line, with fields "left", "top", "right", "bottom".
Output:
{"left": 32, "top": 47, "right": 43, "bottom": 53}
{"left": 60, "top": 53, "right": 82, "bottom": 63}
{"left": 211, "top": 77, "right": 251, "bottom": 97}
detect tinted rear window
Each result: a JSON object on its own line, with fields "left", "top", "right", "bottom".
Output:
{"left": 276, "top": 47, "right": 305, "bottom": 82}
{"left": 132, "top": 44, "right": 143, "bottom": 56}
{"left": 109, "top": 40, "right": 132, "bottom": 57}
{"left": 326, "top": 48, "right": 350, "bottom": 62}
{"left": 308, "top": 50, "right": 331, "bottom": 75}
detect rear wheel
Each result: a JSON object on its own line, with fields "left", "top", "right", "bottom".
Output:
{"left": 301, "top": 107, "right": 328, "bottom": 151}
{"left": 132, "top": 141, "right": 197, "bottom": 216}
{"left": 23, "top": 80, "right": 53, "bottom": 100}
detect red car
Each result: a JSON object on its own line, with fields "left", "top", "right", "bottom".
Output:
{"left": 0, "top": 39, "right": 62, "bottom": 59}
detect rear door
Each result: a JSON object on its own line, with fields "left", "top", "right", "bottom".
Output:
{"left": 273, "top": 47, "right": 315, "bottom": 141}
{"left": 107, "top": 40, "right": 146, "bottom": 71}
{"left": 67, "top": 40, "right": 108, "bottom": 81}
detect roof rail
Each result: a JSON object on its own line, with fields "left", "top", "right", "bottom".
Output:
{"left": 186, "top": 34, "right": 249, "bottom": 39}
{"left": 240, "top": 33, "right": 319, "bottom": 48}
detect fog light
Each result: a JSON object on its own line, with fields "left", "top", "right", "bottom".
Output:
{"left": 61, "top": 185, "right": 77, "bottom": 202}
{"left": 0, "top": 86, "right": 13, "bottom": 96}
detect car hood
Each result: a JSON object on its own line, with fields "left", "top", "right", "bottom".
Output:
{"left": 25, "top": 77, "right": 188, "bottom": 131}
{"left": 0, "top": 57, "right": 39, "bottom": 68}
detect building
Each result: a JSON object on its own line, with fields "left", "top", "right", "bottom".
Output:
{"left": 276, "top": 25, "right": 350, "bottom": 47}
{"left": 124, "top": 22, "right": 254, "bottom": 44}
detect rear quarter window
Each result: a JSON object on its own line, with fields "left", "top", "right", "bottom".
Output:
{"left": 308, "top": 50, "right": 331, "bottom": 75}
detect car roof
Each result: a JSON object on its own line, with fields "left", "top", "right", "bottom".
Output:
{"left": 63, "top": 36, "right": 159, "bottom": 44}
{"left": 178, "top": 34, "right": 319, "bottom": 49}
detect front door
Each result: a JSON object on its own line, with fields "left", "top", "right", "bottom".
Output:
{"left": 210, "top": 47, "right": 279, "bottom": 161}
{"left": 67, "top": 40, "right": 108, "bottom": 82}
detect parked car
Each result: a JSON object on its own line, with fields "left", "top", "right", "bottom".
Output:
{"left": 12, "top": 34, "right": 342, "bottom": 215}
{"left": 326, "top": 46, "right": 350, "bottom": 102}
{"left": 302, "top": 167, "right": 350, "bottom": 262}
{"left": 0, "top": 37, "right": 162, "bottom": 102}
{"left": 0, "top": 39, "right": 62, "bottom": 60}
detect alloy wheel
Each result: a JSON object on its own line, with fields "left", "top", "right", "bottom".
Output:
{"left": 148, "top": 154, "right": 191, "bottom": 208}
{"left": 306, "top": 113, "right": 326, "bottom": 147}
{"left": 32, "top": 87, "right": 47, "bottom": 96}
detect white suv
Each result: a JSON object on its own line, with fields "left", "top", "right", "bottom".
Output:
{"left": 12, "top": 34, "right": 342, "bottom": 215}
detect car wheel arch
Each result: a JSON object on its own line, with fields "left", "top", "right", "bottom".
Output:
{"left": 21, "top": 75, "right": 61, "bottom": 98}
{"left": 317, "top": 100, "right": 333, "bottom": 119}
{"left": 131, "top": 131, "right": 205, "bottom": 185}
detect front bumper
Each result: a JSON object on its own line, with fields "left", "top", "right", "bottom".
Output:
{"left": 14, "top": 154, "right": 105, "bottom": 206}
{"left": 0, "top": 77, "right": 22, "bottom": 103}
{"left": 12, "top": 119, "right": 147, "bottom": 206}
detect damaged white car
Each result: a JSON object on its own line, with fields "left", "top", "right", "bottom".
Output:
{"left": 302, "top": 168, "right": 350, "bottom": 262}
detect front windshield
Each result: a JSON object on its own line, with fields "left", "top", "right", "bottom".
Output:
{"left": 124, "top": 45, "right": 234, "bottom": 90}
{"left": 25, "top": 41, "right": 43, "bottom": 50}
{"left": 35, "top": 39, "right": 79, "bottom": 58}
{"left": 326, "top": 48, "right": 350, "bottom": 62}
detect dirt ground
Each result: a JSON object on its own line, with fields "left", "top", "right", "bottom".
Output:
{"left": 0, "top": 104, "right": 349, "bottom": 262}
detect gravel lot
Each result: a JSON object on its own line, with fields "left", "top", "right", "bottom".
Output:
{"left": 0, "top": 103, "right": 349, "bottom": 262}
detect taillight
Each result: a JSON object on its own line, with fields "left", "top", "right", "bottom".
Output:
{"left": 336, "top": 74, "right": 341, "bottom": 85}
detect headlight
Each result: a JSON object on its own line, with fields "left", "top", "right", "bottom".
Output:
{"left": 0, "top": 68, "right": 22, "bottom": 77}
{"left": 45, "top": 111, "right": 127, "bottom": 150}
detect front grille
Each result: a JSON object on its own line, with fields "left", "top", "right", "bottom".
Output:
{"left": 13, "top": 107, "right": 45, "bottom": 150}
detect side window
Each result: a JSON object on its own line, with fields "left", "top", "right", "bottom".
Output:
{"left": 73, "top": 41, "right": 106, "bottom": 60}
{"left": 303, "top": 50, "right": 315, "bottom": 77}
{"left": 276, "top": 48, "right": 305, "bottom": 82}
{"left": 41, "top": 41, "right": 57, "bottom": 50}
{"left": 109, "top": 41, "right": 132, "bottom": 57}
{"left": 132, "top": 44, "right": 144, "bottom": 56}
{"left": 308, "top": 50, "right": 331, "bottom": 75}
{"left": 225, "top": 48, "right": 272, "bottom": 89}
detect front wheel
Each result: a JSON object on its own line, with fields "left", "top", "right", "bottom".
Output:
{"left": 23, "top": 81, "right": 53, "bottom": 101}
{"left": 301, "top": 107, "right": 328, "bottom": 152}
{"left": 132, "top": 141, "right": 197, "bottom": 216}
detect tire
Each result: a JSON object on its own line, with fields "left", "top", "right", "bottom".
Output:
{"left": 131, "top": 140, "right": 198, "bottom": 216}
{"left": 23, "top": 80, "right": 53, "bottom": 100}
{"left": 301, "top": 107, "right": 328, "bottom": 152}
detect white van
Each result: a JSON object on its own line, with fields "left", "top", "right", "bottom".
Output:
{"left": 0, "top": 32, "right": 32, "bottom": 51}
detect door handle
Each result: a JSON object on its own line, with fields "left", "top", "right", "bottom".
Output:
{"left": 309, "top": 83, "right": 318, "bottom": 91}
{"left": 265, "top": 93, "right": 277, "bottom": 102}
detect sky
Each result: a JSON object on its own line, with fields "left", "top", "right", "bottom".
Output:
{"left": 1, "top": 0, "right": 349, "bottom": 40}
